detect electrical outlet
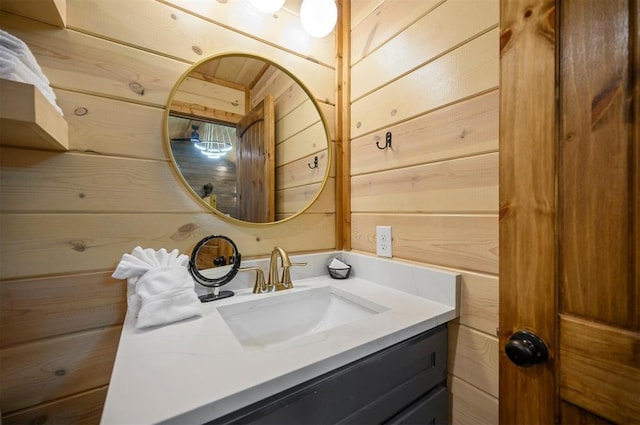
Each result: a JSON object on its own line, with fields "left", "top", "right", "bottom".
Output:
{"left": 376, "top": 226, "right": 392, "bottom": 257}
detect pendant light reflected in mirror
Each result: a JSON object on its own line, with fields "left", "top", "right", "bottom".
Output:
{"left": 300, "top": 0, "right": 337, "bottom": 38}
{"left": 166, "top": 54, "right": 331, "bottom": 224}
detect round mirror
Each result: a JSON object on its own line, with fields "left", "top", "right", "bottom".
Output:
{"left": 165, "top": 53, "right": 331, "bottom": 224}
{"left": 189, "top": 235, "right": 241, "bottom": 302}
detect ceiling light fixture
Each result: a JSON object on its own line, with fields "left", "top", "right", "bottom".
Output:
{"left": 193, "top": 123, "right": 233, "bottom": 159}
{"left": 300, "top": 0, "right": 337, "bottom": 38}
{"left": 248, "top": 0, "right": 337, "bottom": 38}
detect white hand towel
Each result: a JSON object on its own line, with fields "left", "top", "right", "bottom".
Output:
{"left": 0, "top": 30, "right": 49, "bottom": 83}
{"left": 112, "top": 246, "right": 201, "bottom": 329}
{"left": 134, "top": 266, "right": 201, "bottom": 330}
{"left": 0, "top": 30, "right": 63, "bottom": 116}
{"left": 0, "top": 29, "right": 27, "bottom": 54}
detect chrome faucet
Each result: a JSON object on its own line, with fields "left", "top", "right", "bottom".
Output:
{"left": 268, "top": 246, "right": 307, "bottom": 292}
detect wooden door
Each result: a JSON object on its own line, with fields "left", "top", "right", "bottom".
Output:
{"left": 236, "top": 94, "right": 275, "bottom": 222}
{"left": 500, "top": 0, "right": 639, "bottom": 423}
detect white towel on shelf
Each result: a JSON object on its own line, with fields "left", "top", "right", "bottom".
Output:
{"left": 0, "top": 29, "right": 63, "bottom": 116}
{"left": 0, "top": 28, "right": 27, "bottom": 55}
{"left": 112, "top": 247, "right": 202, "bottom": 330}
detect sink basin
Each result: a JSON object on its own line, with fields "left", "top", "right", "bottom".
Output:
{"left": 217, "top": 285, "right": 388, "bottom": 349}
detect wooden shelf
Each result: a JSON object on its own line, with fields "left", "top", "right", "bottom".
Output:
{"left": 0, "top": 0, "right": 66, "bottom": 28}
{"left": 0, "top": 79, "right": 69, "bottom": 151}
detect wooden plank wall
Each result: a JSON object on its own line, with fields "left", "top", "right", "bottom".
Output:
{"left": 350, "top": 0, "right": 499, "bottom": 423}
{"left": 250, "top": 67, "right": 331, "bottom": 219}
{"left": 0, "top": 0, "right": 336, "bottom": 421}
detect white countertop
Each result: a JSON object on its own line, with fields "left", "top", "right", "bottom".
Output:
{"left": 101, "top": 252, "right": 459, "bottom": 425}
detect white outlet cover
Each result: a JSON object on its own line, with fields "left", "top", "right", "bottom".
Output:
{"left": 376, "top": 226, "right": 392, "bottom": 257}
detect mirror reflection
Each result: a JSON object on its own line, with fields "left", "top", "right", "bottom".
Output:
{"left": 167, "top": 54, "right": 330, "bottom": 224}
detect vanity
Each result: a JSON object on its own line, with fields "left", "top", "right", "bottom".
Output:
{"left": 101, "top": 52, "right": 458, "bottom": 424}
{"left": 101, "top": 251, "right": 459, "bottom": 424}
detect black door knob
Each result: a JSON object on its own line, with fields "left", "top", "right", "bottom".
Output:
{"left": 505, "top": 330, "right": 549, "bottom": 367}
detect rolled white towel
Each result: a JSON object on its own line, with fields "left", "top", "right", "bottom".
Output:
{"left": 113, "top": 246, "right": 201, "bottom": 329}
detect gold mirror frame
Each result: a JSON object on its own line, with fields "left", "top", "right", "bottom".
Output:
{"left": 163, "top": 53, "right": 331, "bottom": 226}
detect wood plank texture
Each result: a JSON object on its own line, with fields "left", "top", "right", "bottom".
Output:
{"left": 0, "top": 80, "right": 68, "bottom": 151}
{"left": 276, "top": 180, "right": 335, "bottom": 216}
{"left": 351, "top": 28, "right": 498, "bottom": 137}
{"left": 556, "top": 2, "right": 639, "bottom": 422}
{"left": 276, "top": 121, "right": 327, "bottom": 166}
{"left": 65, "top": 0, "right": 335, "bottom": 103}
{"left": 351, "top": 153, "right": 498, "bottom": 214}
{"left": 559, "top": 315, "right": 640, "bottom": 423}
{"left": 560, "top": 0, "right": 636, "bottom": 327}
{"left": 337, "top": 0, "right": 351, "bottom": 250}
{"left": 0, "top": 0, "right": 66, "bottom": 27}
{"left": 352, "top": 0, "right": 497, "bottom": 100}
{"left": 276, "top": 99, "right": 326, "bottom": 149}
{"left": 237, "top": 95, "right": 275, "bottom": 223}
{"left": 0, "top": 213, "right": 336, "bottom": 279}
{"left": 350, "top": 0, "right": 442, "bottom": 65}
{"left": 276, "top": 150, "right": 330, "bottom": 190}
{"left": 55, "top": 90, "right": 166, "bottom": 159}
{"left": 2, "top": 386, "right": 108, "bottom": 425}
{"left": 447, "top": 322, "right": 499, "bottom": 398}
{"left": 351, "top": 214, "right": 498, "bottom": 274}
{"left": 498, "top": 0, "right": 557, "bottom": 423}
{"left": 172, "top": 77, "right": 245, "bottom": 116}
{"left": 448, "top": 375, "right": 498, "bottom": 425}
{"left": 456, "top": 272, "right": 498, "bottom": 336}
{"left": 0, "top": 148, "right": 198, "bottom": 213}
{"left": 560, "top": 401, "right": 614, "bottom": 425}
{"left": 351, "top": 90, "right": 499, "bottom": 176}
{"left": 1, "top": 326, "right": 121, "bottom": 413}
{"left": 0, "top": 12, "right": 185, "bottom": 108}
{"left": 163, "top": 0, "right": 335, "bottom": 66}
{"left": 0, "top": 272, "right": 126, "bottom": 347}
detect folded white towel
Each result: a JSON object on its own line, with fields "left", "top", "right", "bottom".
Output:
{"left": 0, "top": 30, "right": 63, "bottom": 116}
{"left": 113, "top": 247, "right": 202, "bottom": 330}
{"left": 0, "top": 30, "right": 48, "bottom": 81}
{"left": 0, "top": 47, "right": 63, "bottom": 115}
{"left": 0, "top": 29, "right": 26, "bottom": 54}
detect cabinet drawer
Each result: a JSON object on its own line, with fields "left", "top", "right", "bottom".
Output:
{"left": 386, "top": 385, "right": 448, "bottom": 425}
{"left": 213, "top": 325, "right": 447, "bottom": 424}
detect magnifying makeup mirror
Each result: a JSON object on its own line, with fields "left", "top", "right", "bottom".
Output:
{"left": 189, "top": 235, "right": 241, "bottom": 302}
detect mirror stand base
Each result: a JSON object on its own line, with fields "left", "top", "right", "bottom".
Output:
{"left": 199, "top": 290, "right": 234, "bottom": 303}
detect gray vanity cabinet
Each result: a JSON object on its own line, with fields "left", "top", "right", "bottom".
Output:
{"left": 211, "top": 325, "right": 448, "bottom": 425}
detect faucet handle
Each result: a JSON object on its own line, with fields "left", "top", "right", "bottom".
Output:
{"left": 275, "top": 262, "right": 308, "bottom": 291}
{"left": 238, "top": 267, "right": 267, "bottom": 293}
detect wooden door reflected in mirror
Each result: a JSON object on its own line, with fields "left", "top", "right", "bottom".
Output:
{"left": 165, "top": 54, "right": 330, "bottom": 224}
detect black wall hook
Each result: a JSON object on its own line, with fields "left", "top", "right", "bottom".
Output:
{"left": 308, "top": 156, "right": 318, "bottom": 169}
{"left": 376, "top": 131, "right": 392, "bottom": 150}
